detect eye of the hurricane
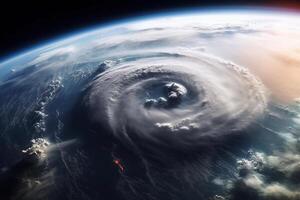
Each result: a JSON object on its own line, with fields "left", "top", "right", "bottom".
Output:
{"left": 144, "top": 82, "right": 188, "bottom": 109}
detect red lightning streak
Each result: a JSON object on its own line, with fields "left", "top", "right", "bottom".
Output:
{"left": 113, "top": 159, "right": 124, "bottom": 172}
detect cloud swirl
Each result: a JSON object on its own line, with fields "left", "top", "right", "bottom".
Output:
{"left": 85, "top": 50, "right": 267, "bottom": 151}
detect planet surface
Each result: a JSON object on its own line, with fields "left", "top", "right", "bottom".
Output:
{"left": 0, "top": 8, "right": 300, "bottom": 200}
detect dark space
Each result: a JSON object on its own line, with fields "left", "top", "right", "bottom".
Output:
{"left": 0, "top": 0, "right": 299, "bottom": 61}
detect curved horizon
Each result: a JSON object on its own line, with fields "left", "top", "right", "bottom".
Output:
{"left": 1, "top": 5, "right": 300, "bottom": 65}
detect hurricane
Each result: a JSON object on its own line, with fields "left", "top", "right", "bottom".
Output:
{"left": 85, "top": 50, "right": 267, "bottom": 152}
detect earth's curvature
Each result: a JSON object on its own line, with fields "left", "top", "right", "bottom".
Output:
{"left": 1, "top": 8, "right": 300, "bottom": 200}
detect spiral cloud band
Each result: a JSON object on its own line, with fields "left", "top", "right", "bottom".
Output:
{"left": 85, "top": 50, "right": 267, "bottom": 149}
